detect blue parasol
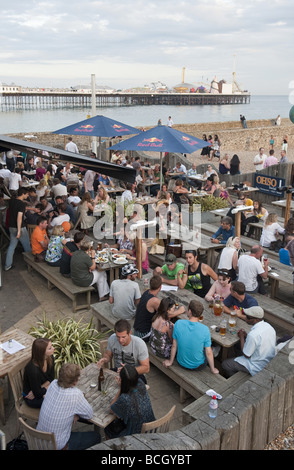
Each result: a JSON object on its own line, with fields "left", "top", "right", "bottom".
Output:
{"left": 109, "top": 125, "right": 211, "bottom": 189}
{"left": 53, "top": 114, "right": 142, "bottom": 157}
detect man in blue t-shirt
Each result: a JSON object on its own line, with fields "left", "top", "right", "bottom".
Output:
{"left": 223, "top": 280, "right": 258, "bottom": 319}
{"left": 163, "top": 300, "right": 219, "bottom": 374}
{"left": 211, "top": 216, "right": 235, "bottom": 245}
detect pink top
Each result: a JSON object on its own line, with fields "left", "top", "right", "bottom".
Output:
{"left": 133, "top": 248, "right": 149, "bottom": 272}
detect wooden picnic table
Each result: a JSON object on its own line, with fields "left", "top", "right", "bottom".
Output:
{"left": 163, "top": 223, "right": 224, "bottom": 266}
{"left": 95, "top": 255, "right": 125, "bottom": 283}
{"left": 104, "top": 186, "right": 125, "bottom": 194}
{"left": 0, "top": 328, "right": 35, "bottom": 377}
{"left": 22, "top": 181, "right": 39, "bottom": 188}
{"left": 77, "top": 364, "right": 119, "bottom": 430}
{"left": 266, "top": 257, "right": 294, "bottom": 299}
{"left": 160, "top": 288, "right": 251, "bottom": 360}
{"left": 227, "top": 186, "right": 259, "bottom": 194}
{"left": 271, "top": 199, "right": 294, "bottom": 218}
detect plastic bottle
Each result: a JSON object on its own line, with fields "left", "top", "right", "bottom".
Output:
{"left": 208, "top": 395, "right": 218, "bottom": 418}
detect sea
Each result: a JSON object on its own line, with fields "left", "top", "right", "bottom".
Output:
{"left": 0, "top": 95, "right": 292, "bottom": 135}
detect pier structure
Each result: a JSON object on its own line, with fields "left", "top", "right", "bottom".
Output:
{"left": 0, "top": 91, "right": 250, "bottom": 109}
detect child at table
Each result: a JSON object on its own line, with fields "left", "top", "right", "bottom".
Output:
{"left": 205, "top": 270, "right": 231, "bottom": 302}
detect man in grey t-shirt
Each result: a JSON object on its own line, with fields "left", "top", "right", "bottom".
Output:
{"left": 97, "top": 319, "right": 150, "bottom": 381}
{"left": 109, "top": 264, "right": 141, "bottom": 320}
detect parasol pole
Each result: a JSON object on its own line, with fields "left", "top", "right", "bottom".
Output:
{"left": 160, "top": 151, "right": 163, "bottom": 191}
{"left": 284, "top": 189, "right": 292, "bottom": 227}
{"left": 135, "top": 227, "right": 143, "bottom": 279}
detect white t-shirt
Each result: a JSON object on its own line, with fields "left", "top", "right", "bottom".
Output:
{"left": 9, "top": 173, "right": 22, "bottom": 190}
{"left": 218, "top": 246, "right": 236, "bottom": 270}
{"left": 51, "top": 184, "right": 68, "bottom": 198}
{"left": 173, "top": 164, "right": 187, "bottom": 174}
{"left": 50, "top": 214, "right": 70, "bottom": 229}
{"left": 235, "top": 321, "right": 276, "bottom": 375}
{"left": 260, "top": 223, "right": 285, "bottom": 248}
{"left": 65, "top": 141, "right": 79, "bottom": 153}
{"left": 237, "top": 254, "right": 264, "bottom": 292}
{"left": 254, "top": 154, "right": 266, "bottom": 171}
{"left": 0, "top": 168, "right": 11, "bottom": 179}
{"left": 109, "top": 279, "right": 141, "bottom": 319}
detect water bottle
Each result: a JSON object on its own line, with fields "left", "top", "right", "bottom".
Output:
{"left": 208, "top": 395, "right": 218, "bottom": 418}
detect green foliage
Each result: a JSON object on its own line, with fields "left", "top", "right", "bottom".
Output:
{"left": 28, "top": 314, "right": 110, "bottom": 376}
{"left": 191, "top": 195, "right": 228, "bottom": 212}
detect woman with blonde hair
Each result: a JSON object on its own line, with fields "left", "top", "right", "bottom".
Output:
{"left": 260, "top": 213, "right": 285, "bottom": 248}
{"left": 217, "top": 236, "right": 240, "bottom": 280}
{"left": 45, "top": 225, "right": 67, "bottom": 266}
{"left": 35, "top": 160, "right": 46, "bottom": 181}
{"left": 96, "top": 186, "right": 110, "bottom": 204}
{"left": 36, "top": 178, "right": 48, "bottom": 200}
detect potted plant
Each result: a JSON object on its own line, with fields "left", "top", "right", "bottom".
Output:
{"left": 190, "top": 195, "right": 229, "bottom": 223}
{"left": 29, "top": 314, "right": 110, "bottom": 376}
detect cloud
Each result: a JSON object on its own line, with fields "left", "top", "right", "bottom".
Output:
{"left": 0, "top": 0, "right": 293, "bottom": 94}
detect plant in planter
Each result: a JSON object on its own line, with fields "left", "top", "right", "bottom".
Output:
{"left": 191, "top": 195, "right": 229, "bottom": 212}
{"left": 28, "top": 314, "right": 110, "bottom": 376}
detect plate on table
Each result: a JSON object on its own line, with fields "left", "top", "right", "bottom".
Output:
{"left": 95, "top": 256, "right": 108, "bottom": 264}
{"left": 112, "top": 253, "right": 125, "bottom": 259}
{"left": 97, "top": 250, "right": 108, "bottom": 256}
{"left": 113, "top": 258, "right": 128, "bottom": 265}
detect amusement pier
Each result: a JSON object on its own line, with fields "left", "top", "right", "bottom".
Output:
{"left": 0, "top": 91, "right": 250, "bottom": 109}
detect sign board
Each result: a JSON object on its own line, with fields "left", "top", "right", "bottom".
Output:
{"left": 254, "top": 173, "right": 285, "bottom": 196}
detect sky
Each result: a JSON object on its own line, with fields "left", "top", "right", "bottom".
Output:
{"left": 1, "top": 0, "right": 293, "bottom": 95}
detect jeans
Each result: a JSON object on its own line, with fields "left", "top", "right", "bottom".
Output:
{"left": 68, "top": 430, "right": 101, "bottom": 450}
{"left": 222, "top": 358, "right": 250, "bottom": 377}
{"left": 5, "top": 227, "right": 31, "bottom": 269}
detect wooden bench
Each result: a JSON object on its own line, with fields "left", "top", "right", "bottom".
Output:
{"left": 91, "top": 301, "right": 135, "bottom": 332}
{"left": 23, "top": 252, "right": 95, "bottom": 313}
{"left": 147, "top": 346, "right": 229, "bottom": 403}
{"left": 252, "top": 293, "right": 294, "bottom": 332}
{"left": 182, "top": 370, "right": 248, "bottom": 423}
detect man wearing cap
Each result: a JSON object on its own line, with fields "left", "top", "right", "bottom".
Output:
{"left": 109, "top": 264, "right": 141, "bottom": 320}
{"left": 153, "top": 253, "right": 185, "bottom": 286}
{"left": 222, "top": 306, "right": 276, "bottom": 377}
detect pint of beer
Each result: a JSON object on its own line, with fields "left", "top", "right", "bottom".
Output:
{"left": 228, "top": 310, "right": 237, "bottom": 331}
{"left": 220, "top": 319, "right": 227, "bottom": 336}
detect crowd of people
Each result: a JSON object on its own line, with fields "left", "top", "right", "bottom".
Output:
{"left": 1, "top": 132, "right": 293, "bottom": 450}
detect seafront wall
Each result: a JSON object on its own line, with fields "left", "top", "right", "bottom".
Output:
{"left": 6, "top": 117, "right": 293, "bottom": 154}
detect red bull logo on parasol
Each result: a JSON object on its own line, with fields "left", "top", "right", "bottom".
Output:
{"left": 138, "top": 137, "right": 163, "bottom": 148}
{"left": 181, "top": 136, "right": 199, "bottom": 146}
{"left": 74, "top": 124, "right": 95, "bottom": 132}
{"left": 112, "top": 124, "right": 130, "bottom": 132}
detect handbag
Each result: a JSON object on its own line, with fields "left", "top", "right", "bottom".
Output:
{"left": 6, "top": 434, "right": 28, "bottom": 451}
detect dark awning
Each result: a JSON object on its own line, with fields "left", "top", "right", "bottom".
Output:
{"left": 0, "top": 134, "right": 136, "bottom": 184}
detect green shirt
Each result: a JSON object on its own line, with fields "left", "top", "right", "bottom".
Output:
{"left": 162, "top": 262, "right": 185, "bottom": 280}
{"left": 70, "top": 250, "right": 93, "bottom": 287}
